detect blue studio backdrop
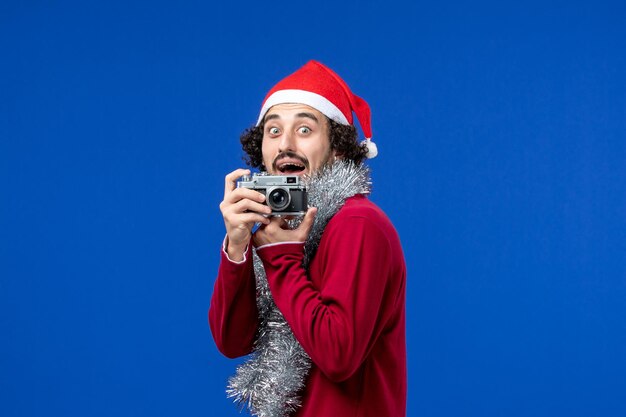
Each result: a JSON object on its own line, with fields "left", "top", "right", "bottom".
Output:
{"left": 1, "top": 1, "right": 625, "bottom": 416}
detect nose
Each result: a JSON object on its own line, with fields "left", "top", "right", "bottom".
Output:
{"left": 278, "top": 130, "right": 296, "bottom": 153}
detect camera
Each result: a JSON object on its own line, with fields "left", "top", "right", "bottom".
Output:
{"left": 237, "top": 174, "right": 308, "bottom": 216}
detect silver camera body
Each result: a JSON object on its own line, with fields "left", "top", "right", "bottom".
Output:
{"left": 237, "top": 174, "right": 308, "bottom": 216}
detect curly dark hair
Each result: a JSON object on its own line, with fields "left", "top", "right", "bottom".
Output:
{"left": 240, "top": 117, "right": 368, "bottom": 170}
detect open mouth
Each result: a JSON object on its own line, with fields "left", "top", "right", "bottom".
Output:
{"left": 276, "top": 161, "right": 306, "bottom": 175}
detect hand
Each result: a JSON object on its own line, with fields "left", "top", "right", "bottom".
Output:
{"left": 220, "top": 168, "right": 272, "bottom": 261}
{"left": 253, "top": 207, "right": 318, "bottom": 247}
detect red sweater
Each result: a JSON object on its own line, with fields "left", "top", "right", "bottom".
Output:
{"left": 209, "top": 195, "right": 407, "bottom": 417}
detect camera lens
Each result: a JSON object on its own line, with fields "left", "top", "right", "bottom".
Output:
{"left": 267, "top": 187, "right": 291, "bottom": 211}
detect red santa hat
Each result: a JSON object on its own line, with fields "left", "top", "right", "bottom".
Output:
{"left": 256, "top": 60, "right": 378, "bottom": 158}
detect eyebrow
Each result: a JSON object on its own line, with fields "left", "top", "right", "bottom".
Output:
{"left": 264, "top": 113, "right": 280, "bottom": 123}
{"left": 296, "top": 112, "right": 319, "bottom": 122}
{"left": 263, "top": 112, "right": 320, "bottom": 123}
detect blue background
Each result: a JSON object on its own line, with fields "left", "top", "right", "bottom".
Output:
{"left": 1, "top": 1, "right": 625, "bottom": 416}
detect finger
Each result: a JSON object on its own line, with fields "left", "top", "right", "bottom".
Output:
{"left": 298, "top": 207, "right": 318, "bottom": 236}
{"left": 224, "top": 187, "right": 266, "bottom": 206}
{"left": 227, "top": 198, "right": 272, "bottom": 216}
{"left": 226, "top": 213, "right": 270, "bottom": 235}
{"left": 263, "top": 216, "right": 286, "bottom": 232}
{"left": 273, "top": 216, "right": 289, "bottom": 230}
{"left": 234, "top": 213, "right": 271, "bottom": 227}
{"left": 224, "top": 168, "right": 251, "bottom": 198}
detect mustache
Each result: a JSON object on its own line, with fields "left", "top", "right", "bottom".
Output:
{"left": 272, "top": 151, "right": 309, "bottom": 171}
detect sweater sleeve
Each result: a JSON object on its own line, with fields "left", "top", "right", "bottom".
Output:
{"left": 208, "top": 242, "right": 259, "bottom": 358}
{"left": 256, "top": 212, "right": 398, "bottom": 382}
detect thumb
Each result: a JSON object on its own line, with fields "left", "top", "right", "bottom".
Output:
{"left": 298, "top": 207, "right": 318, "bottom": 239}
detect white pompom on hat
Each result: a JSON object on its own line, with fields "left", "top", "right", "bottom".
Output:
{"left": 256, "top": 60, "right": 378, "bottom": 159}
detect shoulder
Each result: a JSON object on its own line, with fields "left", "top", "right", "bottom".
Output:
{"left": 333, "top": 195, "right": 391, "bottom": 224}
{"left": 328, "top": 195, "right": 400, "bottom": 241}
{"left": 319, "top": 195, "right": 406, "bottom": 276}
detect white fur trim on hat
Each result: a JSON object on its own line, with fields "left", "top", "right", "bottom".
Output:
{"left": 256, "top": 89, "right": 350, "bottom": 126}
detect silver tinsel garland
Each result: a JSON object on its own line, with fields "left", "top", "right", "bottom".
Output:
{"left": 226, "top": 160, "right": 372, "bottom": 417}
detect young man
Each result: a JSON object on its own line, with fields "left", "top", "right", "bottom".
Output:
{"left": 209, "top": 60, "right": 407, "bottom": 417}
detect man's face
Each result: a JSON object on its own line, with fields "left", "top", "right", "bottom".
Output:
{"left": 261, "top": 103, "right": 334, "bottom": 176}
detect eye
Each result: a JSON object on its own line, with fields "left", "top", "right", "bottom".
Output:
{"left": 268, "top": 127, "right": 280, "bottom": 135}
{"left": 298, "top": 126, "right": 311, "bottom": 134}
